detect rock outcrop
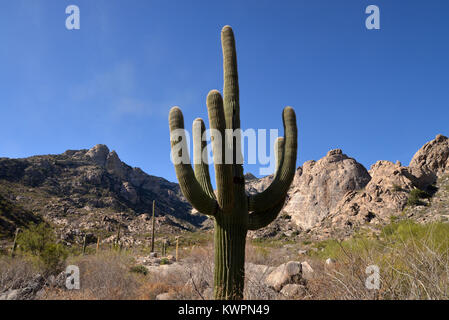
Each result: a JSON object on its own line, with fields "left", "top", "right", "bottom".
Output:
{"left": 409, "top": 134, "right": 449, "bottom": 187}
{"left": 245, "top": 134, "right": 449, "bottom": 239}
{"left": 283, "top": 149, "right": 371, "bottom": 230}
{"left": 0, "top": 144, "right": 202, "bottom": 241}
{"left": 314, "top": 161, "right": 419, "bottom": 238}
{"left": 2, "top": 134, "right": 448, "bottom": 242}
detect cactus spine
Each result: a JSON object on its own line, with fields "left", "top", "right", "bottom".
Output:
{"left": 151, "top": 200, "right": 156, "bottom": 253}
{"left": 168, "top": 26, "right": 297, "bottom": 300}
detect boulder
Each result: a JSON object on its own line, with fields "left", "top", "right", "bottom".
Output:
{"left": 409, "top": 134, "right": 449, "bottom": 180}
{"left": 300, "top": 261, "right": 314, "bottom": 280}
{"left": 265, "top": 261, "right": 302, "bottom": 291}
{"left": 280, "top": 284, "right": 306, "bottom": 298}
{"left": 156, "top": 292, "right": 175, "bottom": 300}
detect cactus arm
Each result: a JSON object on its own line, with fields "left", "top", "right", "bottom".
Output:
{"left": 207, "top": 90, "right": 234, "bottom": 210}
{"left": 247, "top": 137, "right": 286, "bottom": 230}
{"left": 221, "top": 25, "right": 246, "bottom": 204}
{"left": 193, "top": 118, "right": 216, "bottom": 200}
{"left": 221, "top": 25, "right": 240, "bottom": 131}
{"left": 247, "top": 197, "right": 286, "bottom": 230}
{"left": 169, "top": 106, "right": 218, "bottom": 216}
{"left": 248, "top": 107, "right": 297, "bottom": 212}
{"left": 273, "top": 137, "right": 285, "bottom": 176}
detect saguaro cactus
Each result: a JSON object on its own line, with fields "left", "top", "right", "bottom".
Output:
{"left": 151, "top": 200, "right": 156, "bottom": 253}
{"left": 10, "top": 228, "right": 20, "bottom": 258}
{"left": 168, "top": 26, "right": 297, "bottom": 300}
{"left": 82, "top": 234, "right": 87, "bottom": 255}
{"left": 96, "top": 236, "right": 100, "bottom": 254}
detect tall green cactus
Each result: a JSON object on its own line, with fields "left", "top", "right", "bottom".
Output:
{"left": 168, "top": 26, "right": 297, "bottom": 300}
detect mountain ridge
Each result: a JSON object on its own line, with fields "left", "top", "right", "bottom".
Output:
{"left": 1, "top": 134, "right": 448, "bottom": 244}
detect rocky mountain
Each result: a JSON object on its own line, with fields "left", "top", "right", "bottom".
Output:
{"left": 0, "top": 144, "right": 203, "bottom": 243}
{"left": 284, "top": 149, "right": 371, "bottom": 230}
{"left": 1, "top": 134, "right": 448, "bottom": 244}
{"left": 247, "top": 134, "right": 449, "bottom": 240}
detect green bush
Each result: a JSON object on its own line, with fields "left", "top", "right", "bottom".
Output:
{"left": 407, "top": 188, "right": 431, "bottom": 206}
{"left": 313, "top": 220, "right": 449, "bottom": 261}
{"left": 17, "top": 223, "right": 67, "bottom": 274}
{"left": 130, "top": 265, "right": 148, "bottom": 276}
{"left": 381, "top": 220, "right": 449, "bottom": 251}
{"left": 311, "top": 235, "right": 381, "bottom": 260}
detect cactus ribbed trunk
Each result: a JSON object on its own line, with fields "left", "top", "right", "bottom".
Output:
{"left": 214, "top": 216, "right": 247, "bottom": 300}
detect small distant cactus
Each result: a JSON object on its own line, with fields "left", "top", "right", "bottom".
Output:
{"left": 96, "top": 236, "right": 100, "bottom": 254}
{"left": 168, "top": 26, "right": 297, "bottom": 300}
{"left": 114, "top": 225, "right": 121, "bottom": 251}
{"left": 151, "top": 200, "right": 156, "bottom": 252}
{"left": 162, "top": 238, "right": 167, "bottom": 257}
{"left": 82, "top": 234, "right": 87, "bottom": 255}
{"left": 10, "top": 228, "right": 20, "bottom": 258}
{"left": 175, "top": 236, "right": 179, "bottom": 261}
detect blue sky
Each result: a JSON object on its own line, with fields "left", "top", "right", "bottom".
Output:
{"left": 1, "top": 0, "right": 448, "bottom": 184}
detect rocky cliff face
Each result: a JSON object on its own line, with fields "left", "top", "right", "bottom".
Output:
{"left": 247, "top": 134, "right": 449, "bottom": 240}
{"left": 408, "top": 134, "right": 449, "bottom": 188}
{"left": 0, "top": 145, "right": 201, "bottom": 241}
{"left": 283, "top": 149, "right": 371, "bottom": 230}
{"left": 1, "top": 134, "right": 448, "bottom": 242}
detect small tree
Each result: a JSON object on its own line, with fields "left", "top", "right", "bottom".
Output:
{"left": 17, "top": 223, "right": 67, "bottom": 274}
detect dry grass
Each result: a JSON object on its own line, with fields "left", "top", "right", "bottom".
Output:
{"left": 2, "top": 221, "right": 448, "bottom": 300}
{"left": 0, "top": 256, "right": 37, "bottom": 292}
{"left": 306, "top": 229, "right": 449, "bottom": 300}
{"left": 43, "top": 251, "right": 139, "bottom": 300}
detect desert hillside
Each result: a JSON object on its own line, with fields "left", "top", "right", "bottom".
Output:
{"left": 0, "top": 134, "right": 448, "bottom": 245}
{"left": 0, "top": 135, "right": 448, "bottom": 300}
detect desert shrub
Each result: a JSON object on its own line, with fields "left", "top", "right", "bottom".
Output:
{"left": 0, "top": 256, "right": 37, "bottom": 292}
{"left": 48, "top": 251, "right": 140, "bottom": 300}
{"left": 407, "top": 188, "right": 431, "bottom": 206}
{"left": 130, "top": 265, "right": 148, "bottom": 276}
{"left": 17, "top": 223, "right": 68, "bottom": 274}
{"left": 307, "top": 220, "right": 449, "bottom": 299}
{"left": 381, "top": 220, "right": 449, "bottom": 252}
{"left": 311, "top": 234, "right": 381, "bottom": 261}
